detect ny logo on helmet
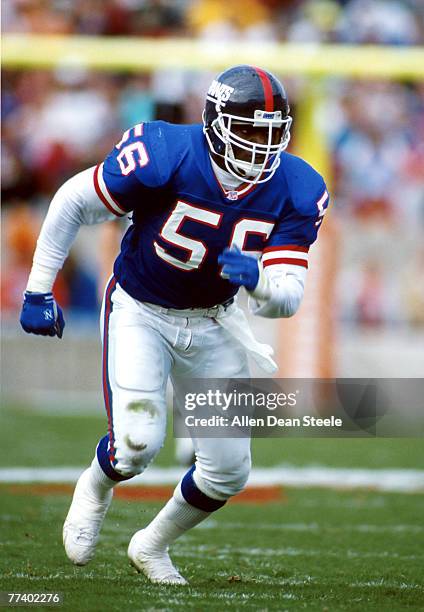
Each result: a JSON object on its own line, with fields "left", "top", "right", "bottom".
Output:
{"left": 206, "top": 80, "right": 235, "bottom": 107}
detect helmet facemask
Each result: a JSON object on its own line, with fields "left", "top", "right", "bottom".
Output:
{"left": 204, "top": 107, "right": 292, "bottom": 187}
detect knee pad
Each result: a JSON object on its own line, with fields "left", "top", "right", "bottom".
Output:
{"left": 101, "top": 397, "right": 166, "bottom": 479}
{"left": 194, "top": 452, "right": 251, "bottom": 500}
{"left": 117, "top": 399, "right": 165, "bottom": 473}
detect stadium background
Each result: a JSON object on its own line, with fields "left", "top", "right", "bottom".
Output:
{"left": 2, "top": 0, "right": 424, "bottom": 407}
{"left": 1, "top": 2, "right": 424, "bottom": 609}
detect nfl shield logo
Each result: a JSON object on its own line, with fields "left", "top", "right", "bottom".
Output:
{"left": 227, "top": 191, "right": 239, "bottom": 201}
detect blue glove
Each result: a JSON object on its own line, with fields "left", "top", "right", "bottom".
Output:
{"left": 218, "top": 247, "right": 259, "bottom": 291}
{"left": 20, "top": 292, "right": 65, "bottom": 338}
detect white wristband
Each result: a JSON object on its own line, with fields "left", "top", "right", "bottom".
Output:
{"left": 248, "top": 261, "right": 271, "bottom": 301}
{"left": 26, "top": 262, "right": 59, "bottom": 293}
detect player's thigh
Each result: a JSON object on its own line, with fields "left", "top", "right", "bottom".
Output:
{"left": 174, "top": 320, "right": 250, "bottom": 379}
{"left": 173, "top": 320, "right": 251, "bottom": 494}
{"left": 204, "top": 324, "right": 250, "bottom": 377}
{"left": 103, "top": 283, "right": 172, "bottom": 454}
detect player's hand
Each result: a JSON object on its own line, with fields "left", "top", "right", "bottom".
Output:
{"left": 218, "top": 247, "right": 259, "bottom": 291}
{"left": 20, "top": 292, "right": 65, "bottom": 338}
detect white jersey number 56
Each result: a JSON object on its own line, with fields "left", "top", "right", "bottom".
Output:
{"left": 154, "top": 201, "right": 274, "bottom": 271}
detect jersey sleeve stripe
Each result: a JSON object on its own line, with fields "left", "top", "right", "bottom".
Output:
{"left": 263, "top": 257, "right": 308, "bottom": 269}
{"left": 262, "top": 250, "right": 308, "bottom": 263}
{"left": 263, "top": 244, "right": 309, "bottom": 254}
{"left": 93, "top": 163, "right": 127, "bottom": 217}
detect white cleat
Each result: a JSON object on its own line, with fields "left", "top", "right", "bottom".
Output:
{"left": 63, "top": 468, "right": 113, "bottom": 566}
{"left": 128, "top": 530, "right": 188, "bottom": 586}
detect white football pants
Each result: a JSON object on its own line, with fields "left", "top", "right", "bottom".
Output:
{"left": 100, "top": 277, "right": 251, "bottom": 501}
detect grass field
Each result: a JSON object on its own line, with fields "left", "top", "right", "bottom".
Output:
{"left": 1, "top": 404, "right": 424, "bottom": 611}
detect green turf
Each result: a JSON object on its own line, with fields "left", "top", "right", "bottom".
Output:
{"left": 1, "top": 403, "right": 423, "bottom": 610}
{"left": 0, "top": 487, "right": 423, "bottom": 611}
{"left": 3, "top": 404, "right": 424, "bottom": 469}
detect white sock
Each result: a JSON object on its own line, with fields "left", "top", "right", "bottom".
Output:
{"left": 140, "top": 484, "right": 211, "bottom": 552}
{"left": 87, "top": 455, "right": 116, "bottom": 501}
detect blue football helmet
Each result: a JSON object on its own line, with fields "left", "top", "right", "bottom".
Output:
{"left": 203, "top": 65, "right": 292, "bottom": 185}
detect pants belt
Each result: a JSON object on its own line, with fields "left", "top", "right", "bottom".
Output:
{"left": 143, "top": 298, "right": 234, "bottom": 318}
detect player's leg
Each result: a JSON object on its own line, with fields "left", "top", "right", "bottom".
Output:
{"left": 128, "top": 318, "right": 250, "bottom": 584}
{"left": 128, "top": 437, "right": 250, "bottom": 585}
{"left": 173, "top": 324, "right": 251, "bottom": 520}
{"left": 174, "top": 436, "right": 196, "bottom": 466}
{"left": 63, "top": 279, "right": 171, "bottom": 565}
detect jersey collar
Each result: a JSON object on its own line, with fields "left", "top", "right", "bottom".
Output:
{"left": 209, "top": 155, "right": 259, "bottom": 201}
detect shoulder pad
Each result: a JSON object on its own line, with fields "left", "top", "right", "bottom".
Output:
{"left": 107, "top": 121, "right": 191, "bottom": 190}
{"left": 144, "top": 121, "right": 194, "bottom": 187}
{"left": 101, "top": 122, "right": 193, "bottom": 212}
{"left": 280, "top": 152, "right": 327, "bottom": 216}
{"left": 128, "top": 121, "right": 170, "bottom": 188}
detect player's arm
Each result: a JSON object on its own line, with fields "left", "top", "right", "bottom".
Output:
{"left": 218, "top": 248, "right": 306, "bottom": 319}
{"left": 219, "top": 186, "right": 330, "bottom": 319}
{"left": 247, "top": 258, "right": 307, "bottom": 319}
{"left": 20, "top": 122, "right": 169, "bottom": 337}
{"left": 249, "top": 186, "right": 330, "bottom": 318}
{"left": 20, "top": 166, "right": 126, "bottom": 337}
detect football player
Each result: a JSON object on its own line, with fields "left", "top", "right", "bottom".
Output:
{"left": 20, "top": 65, "right": 329, "bottom": 585}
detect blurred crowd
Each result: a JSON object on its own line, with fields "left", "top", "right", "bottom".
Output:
{"left": 2, "top": 0, "right": 424, "bottom": 329}
{"left": 3, "top": 0, "right": 423, "bottom": 44}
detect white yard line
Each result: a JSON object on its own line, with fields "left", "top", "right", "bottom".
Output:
{"left": 349, "top": 581, "right": 423, "bottom": 590}
{"left": 175, "top": 545, "right": 423, "bottom": 562}
{"left": 197, "top": 520, "right": 424, "bottom": 533}
{"left": 1, "top": 466, "right": 424, "bottom": 493}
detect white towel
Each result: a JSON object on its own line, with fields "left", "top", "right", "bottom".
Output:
{"left": 215, "top": 304, "right": 278, "bottom": 374}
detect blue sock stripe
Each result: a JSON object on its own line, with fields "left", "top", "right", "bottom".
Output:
{"left": 96, "top": 435, "right": 132, "bottom": 482}
{"left": 181, "top": 465, "right": 227, "bottom": 512}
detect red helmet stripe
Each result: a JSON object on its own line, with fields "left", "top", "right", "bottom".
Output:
{"left": 252, "top": 66, "right": 274, "bottom": 112}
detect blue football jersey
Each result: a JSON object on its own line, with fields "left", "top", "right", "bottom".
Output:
{"left": 94, "top": 121, "right": 329, "bottom": 308}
